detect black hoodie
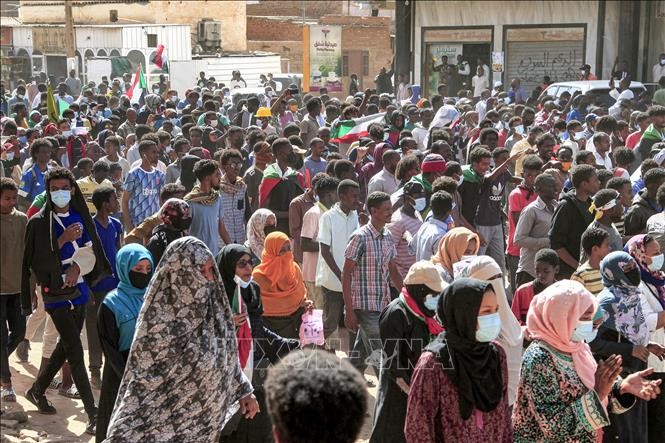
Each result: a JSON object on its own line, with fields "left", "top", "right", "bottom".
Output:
{"left": 21, "top": 178, "right": 112, "bottom": 314}
{"left": 548, "top": 189, "right": 595, "bottom": 278}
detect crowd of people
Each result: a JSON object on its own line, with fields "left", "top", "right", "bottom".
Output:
{"left": 1, "top": 64, "right": 665, "bottom": 443}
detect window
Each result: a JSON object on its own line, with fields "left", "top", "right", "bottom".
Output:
{"left": 342, "top": 55, "right": 349, "bottom": 76}
{"left": 147, "top": 34, "right": 157, "bottom": 48}
{"left": 362, "top": 52, "right": 369, "bottom": 76}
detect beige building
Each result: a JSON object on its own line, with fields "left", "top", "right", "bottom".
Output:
{"left": 18, "top": 0, "right": 247, "bottom": 52}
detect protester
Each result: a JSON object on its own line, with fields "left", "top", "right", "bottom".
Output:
{"left": 265, "top": 349, "right": 368, "bottom": 443}
{"left": 513, "top": 280, "right": 660, "bottom": 442}
{"left": 22, "top": 167, "right": 111, "bottom": 435}
{"left": 95, "top": 243, "right": 152, "bottom": 441}
{"left": 571, "top": 226, "right": 612, "bottom": 296}
{"left": 405, "top": 278, "right": 511, "bottom": 441}
{"left": 216, "top": 244, "right": 299, "bottom": 441}
{"left": 431, "top": 226, "right": 480, "bottom": 282}
{"left": 408, "top": 190, "right": 454, "bottom": 261}
{"left": 0, "top": 177, "right": 27, "bottom": 402}
{"left": 105, "top": 237, "right": 258, "bottom": 441}
{"left": 371, "top": 260, "right": 445, "bottom": 443}
{"left": 625, "top": 167, "right": 665, "bottom": 235}
{"left": 245, "top": 208, "right": 277, "bottom": 264}
{"left": 218, "top": 149, "right": 250, "bottom": 244}
{"left": 511, "top": 248, "right": 559, "bottom": 325}
{"left": 145, "top": 198, "right": 191, "bottom": 265}
{"left": 252, "top": 231, "right": 311, "bottom": 339}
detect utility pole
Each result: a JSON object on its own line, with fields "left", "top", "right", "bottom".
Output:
{"left": 64, "top": 0, "right": 76, "bottom": 73}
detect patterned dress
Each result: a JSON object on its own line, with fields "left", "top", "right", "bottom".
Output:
{"left": 105, "top": 237, "right": 253, "bottom": 442}
{"left": 512, "top": 340, "right": 633, "bottom": 442}
{"left": 404, "top": 345, "right": 512, "bottom": 443}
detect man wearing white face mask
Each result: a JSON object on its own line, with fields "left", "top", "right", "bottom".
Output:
{"left": 21, "top": 167, "right": 111, "bottom": 434}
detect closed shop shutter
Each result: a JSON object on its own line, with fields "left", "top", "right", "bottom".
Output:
{"left": 505, "top": 40, "right": 584, "bottom": 93}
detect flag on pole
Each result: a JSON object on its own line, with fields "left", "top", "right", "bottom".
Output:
{"left": 58, "top": 98, "right": 70, "bottom": 118}
{"left": 330, "top": 113, "right": 386, "bottom": 143}
{"left": 46, "top": 82, "right": 59, "bottom": 123}
{"left": 125, "top": 65, "right": 147, "bottom": 104}
{"left": 151, "top": 44, "right": 169, "bottom": 73}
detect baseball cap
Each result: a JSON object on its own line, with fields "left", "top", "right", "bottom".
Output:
{"left": 493, "top": 81, "right": 503, "bottom": 88}
{"left": 404, "top": 261, "right": 445, "bottom": 292}
{"left": 579, "top": 64, "right": 592, "bottom": 71}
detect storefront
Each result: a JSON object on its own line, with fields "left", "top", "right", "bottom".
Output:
{"left": 420, "top": 26, "right": 492, "bottom": 97}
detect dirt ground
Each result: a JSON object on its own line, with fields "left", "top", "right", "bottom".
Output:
{"left": 2, "top": 330, "right": 377, "bottom": 442}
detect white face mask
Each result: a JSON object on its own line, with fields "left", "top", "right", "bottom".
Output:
{"left": 5, "top": 151, "right": 15, "bottom": 161}
{"left": 209, "top": 120, "right": 218, "bottom": 128}
{"left": 476, "top": 312, "right": 501, "bottom": 342}
{"left": 414, "top": 197, "right": 427, "bottom": 212}
{"left": 62, "top": 130, "right": 72, "bottom": 137}
{"left": 649, "top": 254, "right": 664, "bottom": 272}
{"left": 460, "top": 255, "right": 475, "bottom": 261}
{"left": 571, "top": 320, "right": 597, "bottom": 343}
{"left": 234, "top": 274, "right": 252, "bottom": 289}
{"left": 165, "top": 145, "right": 173, "bottom": 154}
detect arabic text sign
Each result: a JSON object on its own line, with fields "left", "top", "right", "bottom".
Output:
{"left": 309, "top": 25, "right": 342, "bottom": 92}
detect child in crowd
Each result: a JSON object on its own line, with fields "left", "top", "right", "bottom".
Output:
{"left": 510, "top": 248, "right": 559, "bottom": 326}
{"left": 571, "top": 226, "right": 611, "bottom": 296}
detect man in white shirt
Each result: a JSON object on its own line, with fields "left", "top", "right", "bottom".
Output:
{"left": 472, "top": 66, "right": 490, "bottom": 98}
{"left": 317, "top": 179, "right": 359, "bottom": 349}
{"left": 592, "top": 132, "right": 613, "bottom": 170}
{"left": 412, "top": 108, "right": 434, "bottom": 150}
{"left": 396, "top": 73, "right": 411, "bottom": 103}
{"left": 653, "top": 53, "right": 665, "bottom": 82}
{"left": 367, "top": 150, "right": 400, "bottom": 195}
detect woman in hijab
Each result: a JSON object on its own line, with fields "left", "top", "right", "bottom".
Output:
{"left": 217, "top": 244, "right": 299, "bottom": 443}
{"left": 146, "top": 198, "right": 191, "bottom": 266}
{"left": 594, "top": 251, "right": 656, "bottom": 443}
{"left": 371, "top": 261, "right": 445, "bottom": 443}
{"left": 431, "top": 227, "right": 480, "bottom": 282}
{"left": 513, "top": 280, "right": 661, "bottom": 442}
{"left": 252, "top": 232, "right": 312, "bottom": 339}
{"left": 359, "top": 142, "right": 391, "bottom": 187}
{"left": 105, "top": 237, "right": 259, "bottom": 442}
{"left": 96, "top": 244, "right": 153, "bottom": 442}
{"left": 457, "top": 255, "right": 524, "bottom": 407}
{"left": 626, "top": 233, "right": 665, "bottom": 443}
{"left": 137, "top": 93, "right": 161, "bottom": 125}
{"left": 28, "top": 110, "right": 42, "bottom": 128}
{"left": 245, "top": 208, "right": 277, "bottom": 265}
{"left": 177, "top": 154, "right": 200, "bottom": 193}
{"left": 405, "top": 278, "right": 510, "bottom": 442}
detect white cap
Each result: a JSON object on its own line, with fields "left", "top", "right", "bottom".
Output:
{"left": 494, "top": 81, "right": 503, "bottom": 88}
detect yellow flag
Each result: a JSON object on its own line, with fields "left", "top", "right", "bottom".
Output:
{"left": 46, "top": 82, "right": 59, "bottom": 123}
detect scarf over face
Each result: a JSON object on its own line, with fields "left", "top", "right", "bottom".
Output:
{"left": 426, "top": 278, "right": 503, "bottom": 420}
{"left": 599, "top": 251, "right": 649, "bottom": 346}
{"left": 245, "top": 208, "right": 276, "bottom": 260}
{"left": 102, "top": 243, "right": 154, "bottom": 352}
{"left": 252, "top": 232, "right": 306, "bottom": 317}
{"left": 526, "top": 280, "right": 599, "bottom": 391}
{"left": 626, "top": 234, "right": 665, "bottom": 309}
{"left": 106, "top": 237, "right": 252, "bottom": 442}
{"left": 432, "top": 227, "right": 480, "bottom": 275}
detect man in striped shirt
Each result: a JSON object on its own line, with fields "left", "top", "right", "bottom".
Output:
{"left": 571, "top": 227, "right": 611, "bottom": 296}
{"left": 343, "top": 191, "right": 403, "bottom": 376}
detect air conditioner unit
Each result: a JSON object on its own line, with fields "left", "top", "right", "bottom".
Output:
{"left": 197, "top": 19, "right": 222, "bottom": 53}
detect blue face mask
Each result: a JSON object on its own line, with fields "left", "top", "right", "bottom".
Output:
{"left": 423, "top": 294, "right": 440, "bottom": 311}
{"left": 51, "top": 189, "right": 71, "bottom": 208}
{"left": 571, "top": 320, "right": 597, "bottom": 343}
{"left": 476, "top": 312, "right": 501, "bottom": 342}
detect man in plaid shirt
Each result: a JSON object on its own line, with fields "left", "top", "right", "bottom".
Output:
{"left": 343, "top": 191, "right": 403, "bottom": 376}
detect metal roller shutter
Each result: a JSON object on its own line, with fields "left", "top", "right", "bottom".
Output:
{"left": 505, "top": 40, "right": 584, "bottom": 93}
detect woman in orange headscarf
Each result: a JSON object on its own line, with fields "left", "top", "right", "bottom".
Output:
{"left": 431, "top": 227, "right": 480, "bottom": 282}
{"left": 252, "top": 232, "right": 312, "bottom": 339}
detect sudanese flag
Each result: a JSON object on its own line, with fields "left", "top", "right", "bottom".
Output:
{"left": 151, "top": 44, "right": 169, "bottom": 73}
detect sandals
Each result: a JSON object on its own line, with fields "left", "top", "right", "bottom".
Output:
{"left": 58, "top": 385, "right": 81, "bottom": 399}
{"left": 47, "top": 377, "right": 62, "bottom": 391}
{"left": 1, "top": 386, "right": 16, "bottom": 402}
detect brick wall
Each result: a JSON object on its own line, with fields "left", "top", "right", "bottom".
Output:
{"left": 247, "top": 16, "right": 302, "bottom": 41}
{"left": 247, "top": 40, "right": 303, "bottom": 73}
{"left": 246, "top": 0, "right": 342, "bottom": 18}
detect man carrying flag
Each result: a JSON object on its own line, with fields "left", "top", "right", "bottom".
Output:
{"left": 258, "top": 138, "right": 304, "bottom": 234}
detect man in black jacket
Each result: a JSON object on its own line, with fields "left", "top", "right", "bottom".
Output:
{"left": 549, "top": 164, "right": 600, "bottom": 278}
{"left": 21, "top": 167, "right": 110, "bottom": 435}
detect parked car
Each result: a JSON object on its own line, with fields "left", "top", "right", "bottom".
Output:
{"left": 538, "top": 80, "right": 646, "bottom": 107}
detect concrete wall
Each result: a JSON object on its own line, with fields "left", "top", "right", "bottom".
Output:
{"left": 19, "top": 0, "right": 247, "bottom": 51}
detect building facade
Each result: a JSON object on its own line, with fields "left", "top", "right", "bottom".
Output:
{"left": 405, "top": 0, "right": 664, "bottom": 97}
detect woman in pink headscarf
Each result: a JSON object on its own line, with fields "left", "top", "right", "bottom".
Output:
{"left": 512, "top": 280, "right": 661, "bottom": 442}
